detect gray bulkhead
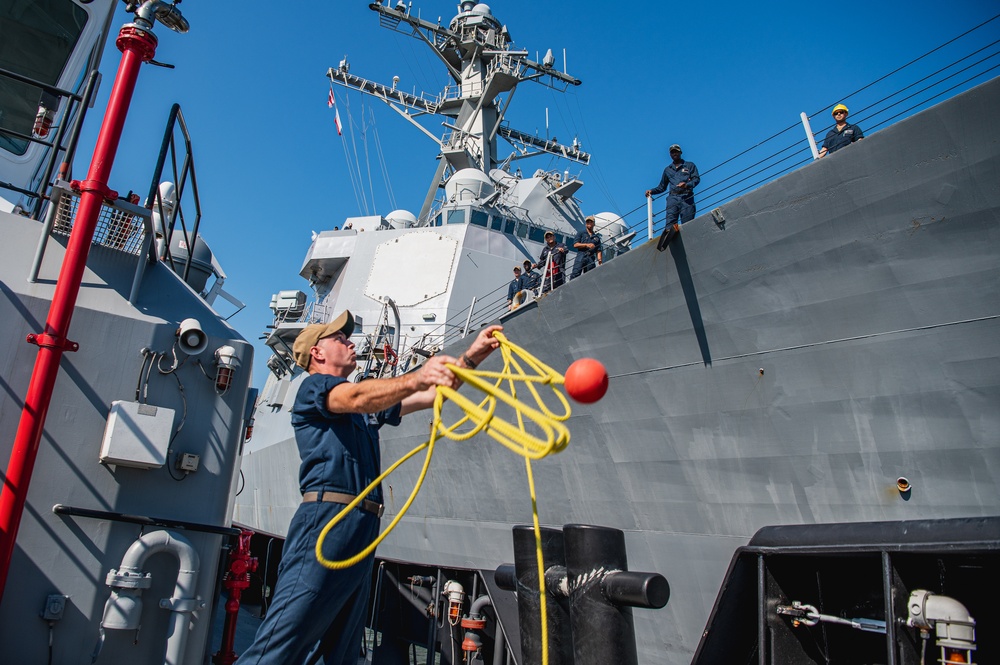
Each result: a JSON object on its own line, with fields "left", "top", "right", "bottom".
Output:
{"left": 0, "top": 212, "right": 253, "bottom": 664}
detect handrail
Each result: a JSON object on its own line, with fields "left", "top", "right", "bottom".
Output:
{"left": 0, "top": 66, "right": 100, "bottom": 216}
{"left": 143, "top": 104, "right": 206, "bottom": 287}
{"left": 53, "top": 503, "right": 241, "bottom": 537}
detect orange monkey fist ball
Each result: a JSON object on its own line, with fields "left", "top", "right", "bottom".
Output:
{"left": 564, "top": 358, "right": 608, "bottom": 404}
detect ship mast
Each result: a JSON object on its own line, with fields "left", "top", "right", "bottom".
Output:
{"left": 329, "top": 0, "right": 590, "bottom": 220}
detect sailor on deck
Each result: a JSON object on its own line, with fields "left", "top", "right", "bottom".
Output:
{"left": 535, "top": 231, "right": 568, "bottom": 294}
{"left": 646, "top": 143, "right": 700, "bottom": 226}
{"left": 507, "top": 265, "right": 525, "bottom": 310}
{"left": 818, "top": 104, "right": 864, "bottom": 157}
{"left": 571, "top": 215, "right": 603, "bottom": 279}
{"left": 521, "top": 260, "right": 541, "bottom": 292}
{"left": 236, "top": 312, "right": 501, "bottom": 665}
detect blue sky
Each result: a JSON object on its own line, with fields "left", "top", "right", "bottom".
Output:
{"left": 75, "top": 1, "right": 999, "bottom": 388}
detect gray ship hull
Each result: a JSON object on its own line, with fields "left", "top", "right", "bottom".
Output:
{"left": 235, "top": 76, "right": 1000, "bottom": 662}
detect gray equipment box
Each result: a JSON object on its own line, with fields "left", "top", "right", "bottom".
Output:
{"left": 99, "top": 401, "right": 175, "bottom": 469}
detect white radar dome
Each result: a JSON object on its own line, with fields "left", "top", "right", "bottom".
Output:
{"left": 445, "top": 168, "right": 495, "bottom": 203}
{"left": 471, "top": 3, "right": 492, "bottom": 16}
{"left": 591, "top": 212, "right": 628, "bottom": 242}
{"left": 385, "top": 209, "right": 417, "bottom": 229}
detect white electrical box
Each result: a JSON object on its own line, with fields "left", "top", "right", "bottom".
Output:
{"left": 99, "top": 401, "right": 175, "bottom": 469}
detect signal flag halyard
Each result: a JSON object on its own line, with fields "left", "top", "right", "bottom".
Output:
{"left": 328, "top": 85, "right": 343, "bottom": 136}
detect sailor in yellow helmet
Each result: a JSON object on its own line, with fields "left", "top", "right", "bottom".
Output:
{"left": 818, "top": 103, "right": 864, "bottom": 158}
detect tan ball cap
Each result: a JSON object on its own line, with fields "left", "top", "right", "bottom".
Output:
{"left": 292, "top": 310, "right": 355, "bottom": 370}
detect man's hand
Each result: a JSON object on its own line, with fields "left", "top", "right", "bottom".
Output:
{"left": 401, "top": 325, "right": 503, "bottom": 415}
{"left": 645, "top": 190, "right": 652, "bottom": 197}
{"left": 399, "top": 355, "right": 458, "bottom": 415}
{"left": 411, "top": 355, "right": 459, "bottom": 391}
{"left": 463, "top": 325, "right": 503, "bottom": 368}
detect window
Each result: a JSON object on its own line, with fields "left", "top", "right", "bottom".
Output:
{"left": 447, "top": 209, "right": 466, "bottom": 225}
{"left": 528, "top": 227, "right": 545, "bottom": 243}
{"left": 503, "top": 219, "right": 516, "bottom": 235}
{"left": 490, "top": 216, "right": 504, "bottom": 231}
{"left": 471, "top": 210, "right": 489, "bottom": 227}
{"left": 516, "top": 222, "right": 529, "bottom": 239}
{"left": 0, "top": 0, "right": 89, "bottom": 156}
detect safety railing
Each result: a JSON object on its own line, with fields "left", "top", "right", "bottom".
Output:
{"left": 615, "top": 17, "right": 1000, "bottom": 246}
{"left": 0, "top": 66, "right": 101, "bottom": 218}
{"left": 29, "top": 181, "right": 154, "bottom": 304}
{"left": 27, "top": 103, "right": 208, "bottom": 306}
{"left": 145, "top": 104, "right": 204, "bottom": 281}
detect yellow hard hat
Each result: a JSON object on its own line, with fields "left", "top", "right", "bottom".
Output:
{"left": 832, "top": 104, "right": 849, "bottom": 117}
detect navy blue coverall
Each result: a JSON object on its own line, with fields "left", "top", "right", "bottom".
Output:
{"left": 236, "top": 373, "right": 400, "bottom": 665}
{"left": 822, "top": 122, "right": 864, "bottom": 154}
{"left": 571, "top": 229, "right": 602, "bottom": 278}
{"left": 649, "top": 159, "right": 700, "bottom": 225}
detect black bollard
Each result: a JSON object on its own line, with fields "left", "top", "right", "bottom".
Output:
{"left": 509, "top": 524, "right": 574, "bottom": 665}
{"left": 563, "top": 524, "right": 667, "bottom": 665}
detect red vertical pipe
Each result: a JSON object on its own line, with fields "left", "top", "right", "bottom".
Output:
{"left": 213, "top": 530, "right": 257, "bottom": 665}
{"left": 0, "top": 25, "right": 157, "bottom": 602}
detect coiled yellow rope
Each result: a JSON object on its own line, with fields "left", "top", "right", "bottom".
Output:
{"left": 315, "top": 333, "right": 571, "bottom": 665}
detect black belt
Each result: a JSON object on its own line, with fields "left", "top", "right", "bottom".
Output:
{"left": 301, "top": 491, "right": 384, "bottom": 517}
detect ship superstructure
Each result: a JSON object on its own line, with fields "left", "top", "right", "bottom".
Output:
{"left": 256, "top": 1, "right": 629, "bottom": 387}
{"left": 244, "top": 1, "right": 630, "bottom": 519}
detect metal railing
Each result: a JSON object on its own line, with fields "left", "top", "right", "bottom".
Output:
{"left": 145, "top": 104, "right": 205, "bottom": 281}
{"left": 27, "top": 103, "right": 208, "bottom": 306}
{"left": 0, "top": 66, "right": 101, "bottom": 217}
{"left": 29, "top": 181, "right": 155, "bottom": 304}
{"left": 614, "top": 18, "right": 1000, "bottom": 247}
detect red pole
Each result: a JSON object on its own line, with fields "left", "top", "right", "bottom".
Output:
{"left": 0, "top": 24, "right": 158, "bottom": 602}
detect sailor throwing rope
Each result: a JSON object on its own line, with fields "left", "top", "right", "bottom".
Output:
{"left": 236, "top": 310, "right": 501, "bottom": 665}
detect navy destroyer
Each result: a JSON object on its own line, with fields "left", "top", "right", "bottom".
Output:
{"left": 0, "top": 0, "right": 996, "bottom": 663}
{"left": 236, "top": 2, "right": 1000, "bottom": 664}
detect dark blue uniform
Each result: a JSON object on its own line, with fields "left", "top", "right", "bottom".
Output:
{"left": 521, "top": 267, "right": 541, "bottom": 291}
{"left": 507, "top": 274, "right": 524, "bottom": 303}
{"left": 237, "top": 374, "right": 401, "bottom": 665}
{"left": 536, "top": 242, "right": 568, "bottom": 292}
{"left": 571, "top": 229, "right": 602, "bottom": 278}
{"left": 822, "top": 123, "right": 864, "bottom": 154}
{"left": 649, "top": 159, "right": 700, "bottom": 224}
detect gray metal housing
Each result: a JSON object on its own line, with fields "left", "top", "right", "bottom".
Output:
{"left": 0, "top": 213, "right": 253, "bottom": 664}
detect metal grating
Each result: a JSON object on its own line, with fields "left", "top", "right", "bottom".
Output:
{"left": 51, "top": 191, "right": 147, "bottom": 256}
